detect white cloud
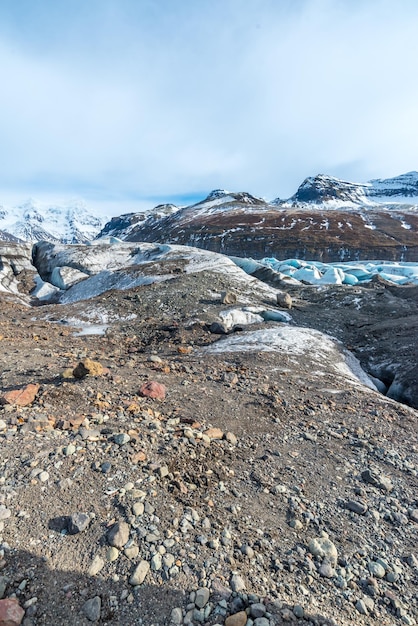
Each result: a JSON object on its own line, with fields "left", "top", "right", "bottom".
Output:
{"left": 1, "top": 0, "right": 418, "bottom": 214}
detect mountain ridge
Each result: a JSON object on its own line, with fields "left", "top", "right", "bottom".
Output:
{"left": 97, "top": 172, "right": 418, "bottom": 263}
{"left": 0, "top": 198, "right": 106, "bottom": 244}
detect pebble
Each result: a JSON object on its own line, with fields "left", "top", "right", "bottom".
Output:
{"left": 124, "top": 545, "right": 139, "bottom": 560}
{"left": 293, "top": 604, "right": 304, "bottom": 618}
{"left": 319, "top": 559, "right": 335, "bottom": 578}
{"left": 170, "top": 607, "right": 183, "bottom": 624}
{"left": 409, "top": 508, "right": 418, "bottom": 523}
{"left": 289, "top": 519, "right": 303, "bottom": 530}
{"left": 368, "top": 561, "right": 386, "bottom": 578}
{"left": 225, "top": 432, "right": 237, "bottom": 445}
{"left": 63, "top": 444, "right": 76, "bottom": 456}
{"left": 225, "top": 611, "right": 247, "bottom": 626}
{"left": 106, "top": 547, "right": 119, "bottom": 562}
{"left": 346, "top": 500, "right": 368, "bottom": 515}
{"left": 254, "top": 619, "right": 270, "bottom": 626}
{"left": 132, "top": 502, "right": 144, "bottom": 516}
{"left": 88, "top": 555, "right": 105, "bottom": 576}
{"left": 101, "top": 461, "right": 112, "bottom": 473}
{"left": 139, "top": 381, "right": 166, "bottom": 400}
{"left": 107, "top": 521, "right": 130, "bottom": 548}
{"left": 151, "top": 553, "right": 162, "bottom": 571}
{"left": 0, "top": 420, "right": 7, "bottom": 431}
{"left": 308, "top": 536, "right": 338, "bottom": 566}
{"left": 361, "top": 468, "right": 393, "bottom": 492}
{"left": 82, "top": 596, "right": 101, "bottom": 622}
{"left": 204, "top": 428, "right": 224, "bottom": 440}
{"left": 67, "top": 512, "right": 90, "bottom": 534}
{"left": 230, "top": 574, "right": 246, "bottom": 592}
{"left": 0, "top": 506, "right": 11, "bottom": 521}
{"left": 0, "top": 598, "right": 25, "bottom": 625}
{"left": 38, "top": 471, "right": 49, "bottom": 483}
{"left": 250, "top": 602, "right": 266, "bottom": 618}
{"left": 195, "top": 587, "right": 210, "bottom": 609}
{"left": 129, "top": 560, "right": 150, "bottom": 585}
{"left": 113, "top": 433, "right": 131, "bottom": 445}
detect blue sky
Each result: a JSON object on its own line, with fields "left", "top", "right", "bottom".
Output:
{"left": 1, "top": 0, "right": 418, "bottom": 216}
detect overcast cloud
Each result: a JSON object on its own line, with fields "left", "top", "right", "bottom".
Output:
{"left": 1, "top": 0, "right": 418, "bottom": 215}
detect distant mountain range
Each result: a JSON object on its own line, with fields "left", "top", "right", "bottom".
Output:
{"left": 1, "top": 172, "right": 417, "bottom": 262}
{"left": 0, "top": 199, "right": 105, "bottom": 244}
{"left": 98, "top": 172, "right": 418, "bottom": 263}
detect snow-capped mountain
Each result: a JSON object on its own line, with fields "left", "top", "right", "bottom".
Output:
{"left": 366, "top": 171, "right": 418, "bottom": 199}
{"left": 96, "top": 172, "right": 418, "bottom": 263}
{"left": 0, "top": 199, "right": 106, "bottom": 244}
{"left": 278, "top": 171, "right": 418, "bottom": 207}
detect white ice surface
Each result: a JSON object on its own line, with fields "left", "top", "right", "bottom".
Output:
{"left": 35, "top": 242, "right": 281, "bottom": 304}
{"left": 202, "top": 326, "right": 378, "bottom": 391}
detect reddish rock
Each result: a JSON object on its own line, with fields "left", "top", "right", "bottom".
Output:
{"left": 0, "top": 598, "right": 25, "bottom": 626}
{"left": 204, "top": 427, "right": 224, "bottom": 440}
{"left": 1, "top": 383, "right": 39, "bottom": 407}
{"left": 139, "top": 381, "right": 166, "bottom": 400}
{"left": 131, "top": 451, "right": 147, "bottom": 464}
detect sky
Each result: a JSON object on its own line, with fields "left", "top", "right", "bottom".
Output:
{"left": 1, "top": 0, "right": 418, "bottom": 217}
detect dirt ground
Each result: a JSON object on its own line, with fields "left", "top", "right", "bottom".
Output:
{"left": 0, "top": 270, "right": 417, "bottom": 626}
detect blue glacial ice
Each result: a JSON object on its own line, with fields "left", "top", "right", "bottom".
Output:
{"left": 231, "top": 256, "right": 418, "bottom": 287}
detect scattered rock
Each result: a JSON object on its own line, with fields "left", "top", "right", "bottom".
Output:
{"left": 1, "top": 383, "right": 39, "bottom": 407}
{"left": 139, "top": 381, "right": 166, "bottom": 400}
{"left": 113, "top": 433, "right": 131, "bottom": 445}
{"left": 0, "top": 598, "right": 25, "bottom": 626}
{"left": 346, "top": 500, "right": 368, "bottom": 515}
{"left": 67, "top": 512, "right": 90, "bottom": 535}
{"left": 129, "top": 561, "right": 150, "bottom": 586}
{"left": 230, "top": 574, "right": 246, "bottom": 592}
{"left": 204, "top": 427, "right": 224, "bottom": 440}
{"left": 73, "top": 358, "right": 105, "bottom": 379}
{"left": 361, "top": 468, "right": 393, "bottom": 492}
{"left": 81, "top": 596, "right": 101, "bottom": 622}
{"left": 107, "top": 521, "right": 130, "bottom": 548}
{"left": 106, "top": 547, "right": 119, "bottom": 562}
{"left": 170, "top": 607, "right": 183, "bottom": 624}
{"left": 368, "top": 561, "right": 386, "bottom": 578}
{"left": 319, "top": 559, "right": 335, "bottom": 578}
{"left": 88, "top": 555, "right": 105, "bottom": 577}
{"left": 308, "top": 536, "right": 338, "bottom": 566}
{"left": 225, "top": 611, "right": 247, "bottom": 626}
{"left": 0, "top": 506, "right": 11, "bottom": 521}
{"left": 276, "top": 292, "right": 293, "bottom": 309}
{"left": 208, "top": 322, "right": 228, "bottom": 334}
{"left": 221, "top": 291, "right": 237, "bottom": 305}
{"left": 195, "top": 587, "right": 210, "bottom": 609}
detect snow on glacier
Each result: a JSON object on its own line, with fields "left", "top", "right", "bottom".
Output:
{"left": 34, "top": 241, "right": 281, "bottom": 305}
{"left": 202, "top": 326, "right": 378, "bottom": 392}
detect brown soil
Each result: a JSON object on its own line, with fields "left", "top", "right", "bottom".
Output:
{"left": 0, "top": 272, "right": 417, "bottom": 626}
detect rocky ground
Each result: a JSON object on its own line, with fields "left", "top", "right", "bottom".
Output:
{"left": 0, "top": 266, "right": 417, "bottom": 626}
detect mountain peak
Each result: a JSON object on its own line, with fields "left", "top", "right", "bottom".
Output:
{"left": 205, "top": 189, "right": 232, "bottom": 200}
{"left": 292, "top": 175, "right": 366, "bottom": 204}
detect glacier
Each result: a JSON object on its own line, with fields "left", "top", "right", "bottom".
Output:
{"left": 233, "top": 257, "right": 418, "bottom": 287}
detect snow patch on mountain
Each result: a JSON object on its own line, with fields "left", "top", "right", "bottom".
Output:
{"left": 278, "top": 172, "right": 418, "bottom": 210}
{"left": 0, "top": 198, "right": 107, "bottom": 243}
